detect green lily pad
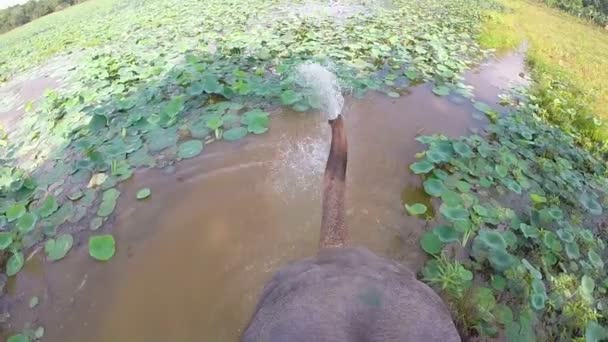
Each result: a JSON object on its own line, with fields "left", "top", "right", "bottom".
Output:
{"left": 6, "top": 251, "right": 24, "bottom": 276}
{"left": 423, "top": 178, "right": 446, "bottom": 197}
{"left": 478, "top": 230, "right": 507, "bottom": 250}
{"left": 565, "top": 242, "right": 581, "bottom": 259}
{"left": 38, "top": 196, "right": 59, "bottom": 218}
{"left": 522, "top": 258, "right": 542, "bottom": 279}
{"left": 491, "top": 275, "right": 507, "bottom": 291}
{"left": 6, "top": 203, "right": 26, "bottom": 222}
{"left": 530, "top": 293, "right": 546, "bottom": 311}
{"left": 556, "top": 229, "right": 574, "bottom": 243}
{"left": 0, "top": 232, "right": 13, "bottom": 250}
{"left": 581, "top": 275, "right": 595, "bottom": 299}
{"left": 177, "top": 140, "right": 204, "bottom": 159}
{"left": 588, "top": 249, "right": 604, "bottom": 269}
{"left": 242, "top": 109, "right": 270, "bottom": 134}
{"left": 410, "top": 160, "right": 434, "bottom": 174}
{"left": 580, "top": 192, "right": 602, "bottom": 215}
{"left": 89, "top": 235, "right": 116, "bottom": 261}
{"left": 505, "top": 179, "right": 522, "bottom": 194}
{"left": 136, "top": 188, "right": 151, "bottom": 200}
{"left": 520, "top": 224, "right": 540, "bottom": 239}
{"left": 488, "top": 249, "right": 516, "bottom": 272}
{"left": 405, "top": 203, "right": 427, "bottom": 216}
{"left": 495, "top": 165, "right": 508, "bottom": 178}
{"left": 433, "top": 225, "right": 459, "bottom": 243}
{"left": 280, "top": 90, "right": 300, "bottom": 105}
{"left": 223, "top": 127, "right": 248, "bottom": 141}
{"left": 473, "top": 101, "right": 494, "bottom": 114}
{"left": 45, "top": 233, "right": 74, "bottom": 261}
{"left": 453, "top": 142, "right": 473, "bottom": 158}
{"left": 547, "top": 207, "right": 563, "bottom": 220}
{"left": 16, "top": 213, "right": 37, "bottom": 234}
{"left": 7, "top": 334, "right": 29, "bottom": 342}
{"left": 585, "top": 321, "right": 608, "bottom": 342}
{"left": 439, "top": 204, "right": 469, "bottom": 221}
{"left": 97, "top": 188, "right": 120, "bottom": 217}
{"left": 146, "top": 128, "right": 178, "bottom": 152}
{"left": 420, "top": 231, "right": 442, "bottom": 255}
{"left": 432, "top": 85, "right": 450, "bottom": 96}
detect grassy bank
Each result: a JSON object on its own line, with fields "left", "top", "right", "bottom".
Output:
{"left": 479, "top": 0, "right": 608, "bottom": 153}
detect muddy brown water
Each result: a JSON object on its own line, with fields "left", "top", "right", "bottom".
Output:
{"left": 1, "top": 51, "right": 525, "bottom": 341}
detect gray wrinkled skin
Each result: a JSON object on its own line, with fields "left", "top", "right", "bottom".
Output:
{"left": 243, "top": 247, "right": 461, "bottom": 342}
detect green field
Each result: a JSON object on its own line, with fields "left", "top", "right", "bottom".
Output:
{"left": 1, "top": 0, "right": 608, "bottom": 340}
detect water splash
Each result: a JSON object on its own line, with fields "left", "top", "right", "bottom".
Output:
{"left": 270, "top": 128, "right": 329, "bottom": 200}
{"left": 296, "top": 62, "right": 344, "bottom": 120}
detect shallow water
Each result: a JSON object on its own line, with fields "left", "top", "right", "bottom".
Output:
{"left": 1, "top": 51, "right": 526, "bottom": 341}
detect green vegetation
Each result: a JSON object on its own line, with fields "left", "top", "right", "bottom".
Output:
{"left": 479, "top": 0, "right": 608, "bottom": 153}
{"left": 539, "top": 0, "right": 608, "bottom": 26}
{"left": 0, "top": 0, "right": 501, "bottom": 337}
{"left": 413, "top": 94, "right": 608, "bottom": 340}
{"left": 0, "top": 0, "right": 89, "bottom": 34}
{"left": 1, "top": 0, "right": 607, "bottom": 339}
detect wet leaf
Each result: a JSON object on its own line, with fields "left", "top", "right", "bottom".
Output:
{"left": 491, "top": 275, "right": 507, "bottom": 291}
{"left": 146, "top": 128, "right": 178, "bottom": 152}
{"left": 580, "top": 192, "right": 602, "bottom": 215}
{"left": 223, "top": 127, "right": 248, "bottom": 141}
{"left": 530, "top": 293, "right": 545, "bottom": 311}
{"left": 585, "top": 321, "right": 608, "bottom": 342}
{"left": 45, "top": 234, "right": 74, "bottom": 261}
{"left": 6, "top": 203, "right": 26, "bottom": 222}
{"left": 423, "top": 178, "right": 446, "bottom": 197}
{"left": 581, "top": 275, "right": 595, "bottom": 299}
{"left": 433, "top": 225, "right": 459, "bottom": 243}
{"left": 6, "top": 252, "right": 24, "bottom": 277}
{"left": 588, "top": 249, "right": 604, "bottom": 269}
{"left": 473, "top": 101, "right": 493, "bottom": 114}
{"left": 242, "top": 109, "right": 269, "bottom": 134}
{"left": 0, "top": 232, "right": 13, "bottom": 250}
{"left": 439, "top": 204, "right": 469, "bottom": 221}
{"left": 488, "top": 249, "right": 515, "bottom": 272}
{"left": 136, "top": 188, "right": 151, "bottom": 200}
{"left": 177, "top": 140, "right": 204, "bottom": 159}
{"left": 565, "top": 242, "right": 581, "bottom": 259}
{"left": 522, "top": 258, "right": 542, "bottom": 279}
{"left": 97, "top": 188, "right": 120, "bottom": 217}
{"left": 420, "top": 232, "right": 442, "bottom": 255}
{"left": 410, "top": 160, "right": 434, "bottom": 174}
{"left": 453, "top": 142, "right": 473, "bottom": 158}
{"left": 89, "top": 235, "right": 116, "bottom": 261}
{"left": 432, "top": 85, "right": 450, "bottom": 96}
{"left": 477, "top": 230, "right": 507, "bottom": 250}
{"left": 405, "top": 203, "right": 427, "bottom": 216}
{"left": 7, "top": 334, "right": 28, "bottom": 342}
{"left": 16, "top": 213, "right": 37, "bottom": 234}
{"left": 38, "top": 196, "right": 58, "bottom": 218}
{"left": 280, "top": 90, "right": 300, "bottom": 105}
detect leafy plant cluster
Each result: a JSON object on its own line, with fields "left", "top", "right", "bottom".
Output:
{"left": 0, "top": 0, "right": 498, "bottom": 296}
{"left": 0, "top": 0, "right": 89, "bottom": 34}
{"left": 408, "top": 94, "right": 608, "bottom": 340}
{"left": 539, "top": 0, "right": 608, "bottom": 26}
